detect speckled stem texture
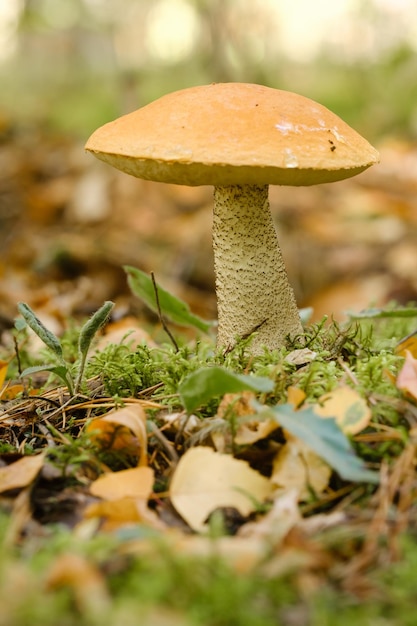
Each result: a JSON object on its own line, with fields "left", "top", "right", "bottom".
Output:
{"left": 213, "top": 185, "right": 303, "bottom": 353}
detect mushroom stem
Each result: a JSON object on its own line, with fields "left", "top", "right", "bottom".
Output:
{"left": 213, "top": 184, "right": 303, "bottom": 353}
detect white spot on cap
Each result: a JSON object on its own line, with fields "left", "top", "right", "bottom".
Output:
{"left": 330, "top": 127, "right": 346, "bottom": 143}
{"left": 275, "top": 121, "right": 296, "bottom": 135}
{"left": 283, "top": 148, "right": 298, "bottom": 168}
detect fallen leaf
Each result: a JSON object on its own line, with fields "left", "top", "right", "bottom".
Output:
{"left": 124, "top": 529, "right": 266, "bottom": 574}
{"left": 0, "top": 359, "right": 8, "bottom": 389}
{"left": 257, "top": 403, "right": 378, "bottom": 484}
{"left": 315, "top": 385, "right": 372, "bottom": 435}
{"left": 46, "top": 552, "right": 110, "bottom": 617}
{"left": 285, "top": 348, "right": 317, "bottom": 366}
{"left": 86, "top": 405, "right": 148, "bottom": 466}
{"left": 271, "top": 437, "right": 331, "bottom": 500}
{"left": 239, "top": 489, "right": 301, "bottom": 541}
{"left": 94, "top": 317, "right": 157, "bottom": 351}
{"left": 395, "top": 331, "right": 417, "bottom": 358}
{"left": 86, "top": 466, "right": 161, "bottom": 531}
{"left": 216, "top": 391, "right": 278, "bottom": 445}
{"left": 169, "top": 446, "right": 272, "bottom": 533}
{"left": 0, "top": 453, "right": 45, "bottom": 494}
{"left": 234, "top": 417, "right": 278, "bottom": 445}
{"left": 0, "top": 383, "right": 26, "bottom": 401}
{"left": 89, "top": 466, "right": 154, "bottom": 501}
{"left": 217, "top": 391, "right": 256, "bottom": 419}
{"left": 85, "top": 496, "right": 164, "bottom": 531}
{"left": 396, "top": 350, "right": 417, "bottom": 400}
{"left": 287, "top": 386, "right": 306, "bottom": 408}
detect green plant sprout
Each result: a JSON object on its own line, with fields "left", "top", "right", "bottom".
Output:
{"left": 17, "top": 301, "right": 114, "bottom": 395}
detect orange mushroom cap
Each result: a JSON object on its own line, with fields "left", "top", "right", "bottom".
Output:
{"left": 85, "top": 83, "right": 379, "bottom": 187}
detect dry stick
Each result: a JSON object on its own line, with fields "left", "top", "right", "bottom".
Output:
{"left": 151, "top": 272, "right": 179, "bottom": 352}
{"left": 13, "top": 335, "right": 30, "bottom": 398}
{"left": 147, "top": 420, "right": 179, "bottom": 465}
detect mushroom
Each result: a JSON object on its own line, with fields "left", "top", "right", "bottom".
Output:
{"left": 85, "top": 83, "right": 379, "bottom": 353}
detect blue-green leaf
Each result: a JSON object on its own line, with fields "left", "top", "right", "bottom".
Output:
{"left": 179, "top": 366, "right": 274, "bottom": 414}
{"left": 259, "top": 402, "right": 379, "bottom": 484}
{"left": 125, "top": 266, "right": 213, "bottom": 334}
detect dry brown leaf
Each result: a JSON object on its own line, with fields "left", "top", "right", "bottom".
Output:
{"left": 396, "top": 350, "right": 417, "bottom": 400}
{"left": 315, "top": 385, "right": 372, "bottom": 434}
{"left": 89, "top": 466, "right": 154, "bottom": 501}
{"left": 271, "top": 437, "right": 331, "bottom": 500}
{"left": 169, "top": 446, "right": 272, "bottom": 533}
{"left": 0, "top": 453, "right": 45, "bottom": 494}
{"left": 86, "top": 405, "right": 147, "bottom": 466}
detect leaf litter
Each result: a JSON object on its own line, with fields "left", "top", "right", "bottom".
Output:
{"left": 2, "top": 142, "right": 417, "bottom": 616}
{"left": 1, "top": 288, "right": 416, "bottom": 612}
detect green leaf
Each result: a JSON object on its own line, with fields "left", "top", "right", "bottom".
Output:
{"left": 259, "top": 403, "right": 379, "bottom": 484}
{"left": 20, "top": 364, "right": 74, "bottom": 394}
{"left": 125, "top": 266, "right": 213, "bottom": 334}
{"left": 78, "top": 301, "right": 114, "bottom": 357}
{"left": 17, "top": 302, "right": 63, "bottom": 358}
{"left": 348, "top": 307, "right": 417, "bottom": 320}
{"left": 179, "top": 366, "right": 274, "bottom": 414}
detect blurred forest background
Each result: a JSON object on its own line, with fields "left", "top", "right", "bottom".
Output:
{"left": 1, "top": 0, "right": 417, "bottom": 335}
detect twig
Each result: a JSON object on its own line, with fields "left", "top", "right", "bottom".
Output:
{"left": 147, "top": 420, "right": 179, "bottom": 465}
{"left": 151, "top": 272, "right": 179, "bottom": 352}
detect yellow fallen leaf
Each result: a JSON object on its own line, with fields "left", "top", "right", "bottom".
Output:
{"left": 0, "top": 383, "right": 26, "bottom": 401}
{"left": 234, "top": 418, "right": 278, "bottom": 445}
{"left": 0, "top": 359, "right": 8, "bottom": 389}
{"left": 0, "top": 453, "right": 45, "bottom": 494}
{"left": 217, "top": 391, "right": 256, "bottom": 419}
{"left": 287, "top": 386, "right": 306, "bottom": 408}
{"left": 46, "top": 552, "right": 110, "bottom": 616}
{"left": 271, "top": 437, "right": 331, "bottom": 500}
{"left": 395, "top": 331, "right": 417, "bottom": 358}
{"left": 86, "top": 405, "right": 147, "bottom": 466}
{"left": 89, "top": 466, "right": 154, "bottom": 501}
{"left": 169, "top": 446, "right": 272, "bottom": 533}
{"left": 216, "top": 391, "right": 278, "bottom": 446}
{"left": 315, "top": 385, "right": 372, "bottom": 435}
{"left": 85, "top": 496, "right": 164, "bottom": 531}
{"left": 396, "top": 350, "right": 417, "bottom": 401}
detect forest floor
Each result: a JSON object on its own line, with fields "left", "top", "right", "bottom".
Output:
{"left": 1, "top": 121, "right": 417, "bottom": 625}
